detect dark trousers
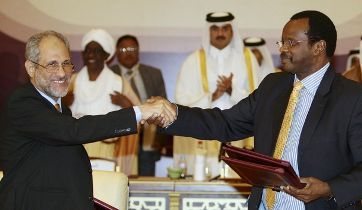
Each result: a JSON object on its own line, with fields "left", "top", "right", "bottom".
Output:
{"left": 138, "top": 149, "right": 160, "bottom": 176}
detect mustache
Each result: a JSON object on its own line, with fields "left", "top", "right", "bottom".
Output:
{"left": 216, "top": 36, "right": 226, "bottom": 40}
{"left": 280, "top": 52, "right": 291, "bottom": 60}
{"left": 52, "top": 75, "right": 70, "bottom": 82}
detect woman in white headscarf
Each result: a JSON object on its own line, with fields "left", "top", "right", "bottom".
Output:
{"left": 64, "top": 29, "right": 140, "bottom": 175}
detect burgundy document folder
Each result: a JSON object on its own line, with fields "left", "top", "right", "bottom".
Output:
{"left": 221, "top": 144, "right": 306, "bottom": 189}
{"left": 94, "top": 198, "right": 118, "bottom": 210}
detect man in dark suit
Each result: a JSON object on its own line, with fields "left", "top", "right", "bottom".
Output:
{"left": 152, "top": 10, "right": 362, "bottom": 209}
{"left": 0, "top": 31, "right": 176, "bottom": 210}
{"left": 110, "top": 35, "right": 169, "bottom": 176}
{"left": 110, "top": 34, "right": 167, "bottom": 102}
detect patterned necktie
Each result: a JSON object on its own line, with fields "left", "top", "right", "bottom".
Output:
{"left": 265, "top": 81, "right": 303, "bottom": 210}
{"left": 127, "top": 70, "right": 140, "bottom": 98}
{"left": 54, "top": 103, "right": 61, "bottom": 112}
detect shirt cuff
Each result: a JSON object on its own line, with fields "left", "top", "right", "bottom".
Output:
{"left": 133, "top": 106, "right": 142, "bottom": 123}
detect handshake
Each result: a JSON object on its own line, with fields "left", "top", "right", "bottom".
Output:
{"left": 138, "top": 96, "right": 177, "bottom": 128}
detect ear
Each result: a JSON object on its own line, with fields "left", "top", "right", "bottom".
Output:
{"left": 25, "top": 60, "right": 35, "bottom": 78}
{"left": 313, "top": 40, "right": 326, "bottom": 56}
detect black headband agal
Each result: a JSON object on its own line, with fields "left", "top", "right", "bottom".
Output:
{"left": 243, "top": 37, "right": 266, "bottom": 47}
{"left": 349, "top": 49, "right": 360, "bottom": 55}
{"left": 206, "top": 12, "right": 235, "bottom": 23}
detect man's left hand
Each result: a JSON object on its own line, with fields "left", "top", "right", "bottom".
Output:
{"left": 283, "top": 177, "right": 332, "bottom": 203}
{"left": 139, "top": 96, "right": 177, "bottom": 127}
{"left": 218, "top": 73, "right": 233, "bottom": 95}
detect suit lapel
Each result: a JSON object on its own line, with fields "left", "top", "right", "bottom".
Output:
{"left": 269, "top": 75, "right": 294, "bottom": 156}
{"left": 28, "top": 83, "right": 70, "bottom": 114}
{"left": 298, "top": 66, "right": 335, "bottom": 155}
{"left": 138, "top": 65, "right": 151, "bottom": 98}
{"left": 28, "top": 84, "right": 57, "bottom": 111}
{"left": 113, "top": 65, "right": 122, "bottom": 75}
{"left": 61, "top": 102, "right": 72, "bottom": 116}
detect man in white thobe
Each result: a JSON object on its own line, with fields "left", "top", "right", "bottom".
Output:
{"left": 244, "top": 37, "right": 277, "bottom": 81}
{"left": 174, "top": 12, "right": 261, "bottom": 178}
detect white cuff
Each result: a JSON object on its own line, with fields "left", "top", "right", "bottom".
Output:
{"left": 133, "top": 106, "right": 142, "bottom": 123}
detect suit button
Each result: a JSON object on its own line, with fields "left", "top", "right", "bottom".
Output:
{"left": 89, "top": 169, "right": 92, "bottom": 173}
{"left": 89, "top": 196, "right": 93, "bottom": 201}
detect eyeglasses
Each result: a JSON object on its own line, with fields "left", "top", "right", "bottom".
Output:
{"left": 118, "top": 47, "right": 138, "bottom": 54}
{"left": 276, "top": 39, "right": 308, "bottom": 49}
{"left": 30, "top": 60, "right": 74, "bottom": 73}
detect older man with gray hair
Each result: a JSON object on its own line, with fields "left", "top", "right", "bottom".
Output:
{"left": 0, "top": 30, "right": 176, "bottom": 209}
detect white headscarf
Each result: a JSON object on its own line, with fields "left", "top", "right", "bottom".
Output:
{"left": 202, "top": 12, "right": 243, "bottom": 55}
{"left": 360, "top": 36, "right": 362, "bottom": 66}
{"left": 346, "top": 48, "right": 360, "bottom": 70}
{"left": 81, "top": 29, "right": 115, "bottom": 61}
{"left": 244, "top": 37, "right": 275, "bottom": 71}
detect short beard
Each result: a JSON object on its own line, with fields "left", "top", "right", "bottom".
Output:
{"left": 35, "top": 73, "right": 70, "bottom": 99}
{"left": 45, "top": 85, "right": 69, "bottom": 98}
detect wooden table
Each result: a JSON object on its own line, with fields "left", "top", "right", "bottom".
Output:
{"left": 128, "top": 177, "right": 251, "bottom": 210}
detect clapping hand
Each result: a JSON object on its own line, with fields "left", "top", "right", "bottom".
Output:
{"left": 138, "top": 96, "right": 177, "bottom": 128}
{"left": 212, "top": 73, "right": 233, "bottom": 101}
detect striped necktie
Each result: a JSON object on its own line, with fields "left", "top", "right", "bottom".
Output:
{"left": 265, "top": 81, "right": 303, "bottom": 210}
{"left": 54, "top": 103, "right": 61, "bottom": 112}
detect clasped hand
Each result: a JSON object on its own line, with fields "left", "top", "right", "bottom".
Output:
{"left": 139, "top": 96, "right": 177, "bottom": 128}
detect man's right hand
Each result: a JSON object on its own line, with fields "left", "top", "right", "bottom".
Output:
{"left": 212, "top": 73, "right": 233, "bottom": 101}
{"left": 110, "top": 91, "right": 133, "bottom": 108}
{"left": 138, "top": 96, "right": 177, "bottom": 128}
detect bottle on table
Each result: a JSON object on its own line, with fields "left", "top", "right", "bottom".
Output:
{"left": 193, "top": 141, "right": 206, "bottom": 181}
{"left": 178, "top": 155, "right": 187, "bottom": 179}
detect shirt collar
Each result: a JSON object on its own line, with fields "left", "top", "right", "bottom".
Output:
{"left": 209, "top": 44, "right": 231, "bottom": 60}
{"left": 34, "top": 86, "right": 62, "bottom": 109}
{"left": 119, "top": 63, "right": 140, "bottom": 76}
{"left": 295, "top": 62, "right": 330, "bottom": 95}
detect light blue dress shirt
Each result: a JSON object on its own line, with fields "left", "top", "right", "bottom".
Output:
{"left": 259, "top": 63, "right": 329, "bottom": 210}
{"left": 35, "top": 88, "right": 62, "bottom": 112}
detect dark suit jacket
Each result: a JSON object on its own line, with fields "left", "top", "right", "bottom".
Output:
{"left": 110, "top": 64, "right": 167, "bottom": 99}
{"left": 111, "top": 63, "right": 169, "bottom": 167}
{"left": 163, "top": 66, "right": 362, "bottom": 210}
{"left": 0, "top": 83, "right": 137, "bottom": 210}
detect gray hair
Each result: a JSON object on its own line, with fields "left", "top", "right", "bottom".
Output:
{"left": 25, "top": 30, "right": 70, "bottom": 63}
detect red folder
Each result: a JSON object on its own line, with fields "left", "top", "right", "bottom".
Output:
{"left": 221, "top": 144, "right": 306, "bottom": 189}
{"left": 94, "top": 198, "right": 118, "bottom": 210}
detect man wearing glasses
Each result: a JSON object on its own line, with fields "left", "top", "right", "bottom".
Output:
{"left": 0, "top": 30, "right": 176, "bottom": 209}
{"left": 155, "top": 10, "right": 362, "bottom": 209}
{"left": 110, "top": 34, "right": 168, "bottom": 176}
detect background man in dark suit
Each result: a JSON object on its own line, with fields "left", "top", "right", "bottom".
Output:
{"left": 0, "top": 30, "right": 176, "bottom": 210}
{"left": 152, "top": 10, "right": 362, "bottom": 209}
{"left": 110, "top": 34, "right": 169, "bottom": 176}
